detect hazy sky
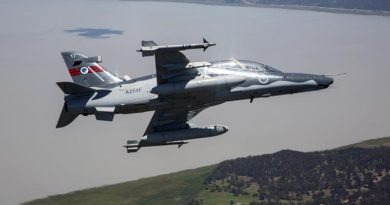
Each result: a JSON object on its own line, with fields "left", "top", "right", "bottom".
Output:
{"left": 1, "top": 0, "right": 390, "bottom": 204}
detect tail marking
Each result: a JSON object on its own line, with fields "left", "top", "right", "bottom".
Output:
{"left": 68, "top": 65, "right": 105, "bottom": 76}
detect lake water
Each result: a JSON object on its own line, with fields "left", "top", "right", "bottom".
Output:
{"left": 1, "top": 0, "right": 390, "bottom": 204}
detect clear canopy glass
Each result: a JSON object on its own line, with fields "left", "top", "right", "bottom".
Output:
{"left": 211, "top": 60, "right": 282, "bottom": 73}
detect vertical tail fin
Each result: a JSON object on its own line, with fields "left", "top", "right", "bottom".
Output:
{"left": 61, "top": 51, "right": 122, "bottom": 87}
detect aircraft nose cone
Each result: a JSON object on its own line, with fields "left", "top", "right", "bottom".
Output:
{"left": 315, "top": 75, "right": 334, "bottom": 88}
{"left": 223, "top": 126, "right": 229, "bottom": 132}
{"left": 328, "top": 77, "right": 334, "bottom": 85}
{"left": 216, "top": 125, "right": 229, "bottom": 134}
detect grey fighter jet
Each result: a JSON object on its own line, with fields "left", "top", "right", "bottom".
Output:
{"left": 57, "top": 39, "right": 334, "bottom": 153}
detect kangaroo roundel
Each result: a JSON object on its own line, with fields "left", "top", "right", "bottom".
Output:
{"left": 258, "top": 75, "right": 269, "bottom": 84}
{"left": 80, "top": 67, "right": 89, "bottom": 75}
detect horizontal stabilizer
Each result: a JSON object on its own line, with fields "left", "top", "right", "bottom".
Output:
{"left": 95, "top": 112, "right": 115, "bottom": 121}
{"left": 95, "top": 107, "right": 115, "bottom": 121}
{"left": 95, "top": 107, "right": 115, "bottom": 112}
{"left": 57, "top": 82, "right": 96, "bottom": 95}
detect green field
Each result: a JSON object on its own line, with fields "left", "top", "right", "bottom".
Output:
{"left": 24, "top": 137, "right": 390, "bottom": 205}
{"left": 23, "top": 164, "right": 260, "bottom": 205}
{"left": 24, "top": 165, "right": 213, "bottom": 205}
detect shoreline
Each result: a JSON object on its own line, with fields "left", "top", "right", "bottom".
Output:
{"left": 121, "top": 0, "right": 390, "bottom": 17}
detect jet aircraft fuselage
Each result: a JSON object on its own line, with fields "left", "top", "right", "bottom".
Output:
{"left": 57, "top": 39, "right": 333, "bottom": 153}
{"left": 69, "top": 61, "right": 333, "bottom": 115}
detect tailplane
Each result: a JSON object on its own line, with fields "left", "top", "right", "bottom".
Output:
{"left": 56, "top": 81, "right": 96, "bottom": 95}
{"left": 61, "top": 51, "right": 122, "bottom": 87}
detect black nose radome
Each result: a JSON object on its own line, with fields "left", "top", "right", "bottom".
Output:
{"left": 315, "top": 75, "right": 334, "bottom": 88}
{"left": 284, "top": 73, "right": 334, "bottom": 86}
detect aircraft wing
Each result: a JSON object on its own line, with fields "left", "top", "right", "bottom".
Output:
{"left": 143, "top": 108, "right": 206, "bottom": 136}
{"left": 137, "top": 39, "right": 215, "bottom": 84}
{"left": 154, "top": 48, "right": 190, "bottom": 84}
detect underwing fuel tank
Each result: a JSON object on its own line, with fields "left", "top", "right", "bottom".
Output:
{"left": 144, "top": 124, "right": 229, "bottom": 144}
{"left": 151, "top": 75, "right": 245, "bottom": 95}
{"left": 124, "top": 124, "right": 229, "bottom": 153}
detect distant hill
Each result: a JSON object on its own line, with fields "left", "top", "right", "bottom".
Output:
{"left": 337, "top": 136, "right": 390, "bottom": 149}
{"left": 124, "top": 0, "right": 390, "bottom": 13}
{"left": 24, "top": 137, "right": 390, "bottom": 205}
{"left": 206, "top": 148, "right": 390, "bottom": 204}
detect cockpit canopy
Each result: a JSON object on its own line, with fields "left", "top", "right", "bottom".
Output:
{"left": 210, "top": 60, "right": 283, "bottom": 74}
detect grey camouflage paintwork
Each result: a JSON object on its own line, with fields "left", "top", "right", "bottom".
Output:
{"left": 57, "top": 40, "right": 333, "bottom": 153}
